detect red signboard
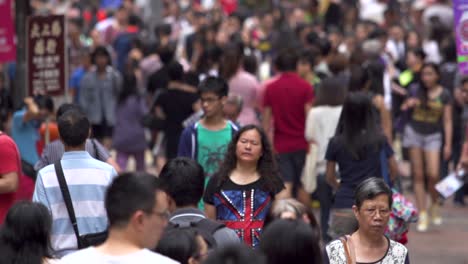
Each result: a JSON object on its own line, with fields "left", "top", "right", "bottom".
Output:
{"left": 0, "top": 0, "right": 16, "bottom": 62}
{"left": 28, "top": 15, "right": 66, "bottom": 95}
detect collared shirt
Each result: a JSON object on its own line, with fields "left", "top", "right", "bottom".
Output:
{"left": 34, "top": 139, "right": 110, "bottom": 171}
{"left": 33, "top": 151, "right": 117, "bottom": 258}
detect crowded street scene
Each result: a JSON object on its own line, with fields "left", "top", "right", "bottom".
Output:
{"left": 0, "top": 0, "right": 467, "bottom": 263}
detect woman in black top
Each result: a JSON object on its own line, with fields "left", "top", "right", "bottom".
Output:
{"left": 401, "top": 62, "right": 452, "bottom": 232}
{"left": 326, "top": 92, "right": 398, "bottom": 239}
{"left": 204, "top": 125, "right": 284, "bottom": 248}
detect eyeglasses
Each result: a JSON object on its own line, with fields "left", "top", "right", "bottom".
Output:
{"left": 200, "top": 97, "right": 220, "bottom": 104}
{"left": 362, "top": 208, "right": 390, "bottom": 217}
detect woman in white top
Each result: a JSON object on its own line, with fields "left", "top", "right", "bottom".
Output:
{"left": 305, "top": 77, "right": 347, "bottom": 242}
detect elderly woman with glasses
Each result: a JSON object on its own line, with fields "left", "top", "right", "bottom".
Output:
{"left": 325, "top": 178, "right": 410, "bottom": 264}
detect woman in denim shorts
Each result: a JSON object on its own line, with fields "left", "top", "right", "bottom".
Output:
{"left": 401, "top": 63, "right": 452, "bottom": 232}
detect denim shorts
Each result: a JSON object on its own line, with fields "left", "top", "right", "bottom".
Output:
{"left": 402, "top": 125, "right": 442, "bottom": 151}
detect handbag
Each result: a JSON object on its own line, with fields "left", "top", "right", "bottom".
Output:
{"left": 141, "top": 113, "right": 166, "bottom": 130}
{"left": 21, "top": 159, "right": 37, "bottom": 180}
{"left": 54, "top": 160, "right": 108, "bottom": 249}
{"left": 380, "top": 150, "right": 418, "bottom": 242}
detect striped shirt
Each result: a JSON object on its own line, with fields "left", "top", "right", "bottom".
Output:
{"left": 33, "top": 151, "right": 117, "bottom": 258}
{"left": 34, "top": 139, "right": 110, "bottom": 171}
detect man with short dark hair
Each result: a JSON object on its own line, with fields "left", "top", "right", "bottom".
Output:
{"left": 61, "top": 173, "right": 178, "bottom": 264}
{"left": 178, "top": 77, "right": 239, "bottom": 208}
{"left": 159, "top": 158, "right": 239, "bottom": 248}
{"left": 33, "top": 109, "right": 117, "bottom": 257}
{"left": 34, "top": 103, "right": 119, "bottom": 172}
{"left": 262, "top": 49, "right": 314, "bottom": 204}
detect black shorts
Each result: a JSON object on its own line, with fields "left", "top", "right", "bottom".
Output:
{"left": 92, "top": 121, "right": 114, "bottom": 140}
{"left": 277, "top": 150, "right": 306, "bottom": 187}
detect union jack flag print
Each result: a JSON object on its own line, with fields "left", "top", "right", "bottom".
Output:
{"left": 213, "top": 188, "right": 272, "bottom": 247}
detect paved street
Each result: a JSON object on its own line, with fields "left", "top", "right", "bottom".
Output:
{"left": 406, "top": 198, "right": 468, "bottom": 263}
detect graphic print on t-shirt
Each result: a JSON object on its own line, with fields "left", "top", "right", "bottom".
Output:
{"left": 196, "top": 123, "right": 232, "bottom": 177}
{"left": 213, "top": 189, "right": 271, "bottom": 248}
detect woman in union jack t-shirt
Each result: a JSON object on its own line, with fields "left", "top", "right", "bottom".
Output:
{"left": 203, "top": 125, "right": 284, "bottom": 248}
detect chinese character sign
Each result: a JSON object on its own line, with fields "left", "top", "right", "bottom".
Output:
{"left": 0, "top": 0, "right": 16, "bottom": 62}
{"left": 28, "top": 15, "right": 66, "bottom": 95}
{"left": 454, "top": 0, "right": 468, "bottom": 75}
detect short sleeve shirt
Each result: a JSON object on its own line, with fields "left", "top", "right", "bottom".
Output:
{"left": 203, "top": 177, "right": 281, "bottom": 248}
{"left": 263, "top": 73, "right": 314, "bottom": 153}
{"left": 409, "top": 87, "right": 452, "bottom": 135}
{"left": 325, "top": 138, "right": 394, "bottom": 209}
{"left": 196, "top": 123, "right": 233, "bottom": 177}
{"left": 11, "top": 109, "right": 40, "bottom": 165}
{"left": 0, "top": 133, "right": 21, "bottom": 223}
{"left": 60, "top": 247, "right": 179, "bottom": 264}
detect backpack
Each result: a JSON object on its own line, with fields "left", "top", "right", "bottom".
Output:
{"left": 167, "top": 219, "right": 225, "bottom": 248}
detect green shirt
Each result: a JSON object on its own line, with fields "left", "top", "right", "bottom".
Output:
{"left": 196, "top": 122, "right": 233, "bottom": 176}
{"left": 196, "top": 122, "right": 233, "bottom": 209}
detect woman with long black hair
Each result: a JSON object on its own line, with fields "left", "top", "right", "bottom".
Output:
{"left": 325, "top": 92, "right": 398, "bottom": 239}
{"left": 0, "top": 201, "right": 57, "bottom": 264}
{"left": 203, "top": 125, "right": 284, "bottom": 248}
{"left": 112, "top": 70, "right": 148, "bottom": 171}
{"left": 349, "top": 57, "right": 393, "bottom": 142}
{"left": 401, "top": 62, "right": 452, "bottom": 232}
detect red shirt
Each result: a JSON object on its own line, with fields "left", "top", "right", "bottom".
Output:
{"left": 263, "top": 72, "right": 314, "bottom": 153}
{"left": 0, "top": 133, "right": 21, "bottom": 224}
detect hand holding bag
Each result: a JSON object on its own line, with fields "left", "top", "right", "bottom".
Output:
{"left": 54, "top": 161, "right": 108, "bottom": 248}
{"left": 380, "top": 150, "right": 418, "bottom": 242}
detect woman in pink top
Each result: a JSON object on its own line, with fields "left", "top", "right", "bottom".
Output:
{"left": 221, "top": 45, "right": 261, "bottom": 126}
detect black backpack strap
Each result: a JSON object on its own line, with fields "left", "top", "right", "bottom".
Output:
{"left": 54, "top": 160, "right": 81, "bottom": 246}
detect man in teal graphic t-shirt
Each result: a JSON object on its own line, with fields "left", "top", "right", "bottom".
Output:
{"left": 177, "top": 77, "right": 239, "bottom": 209}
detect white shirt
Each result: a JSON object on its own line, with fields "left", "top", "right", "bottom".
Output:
{"left": 60, "top": 247, "right": 179, "bottom": 264}
{"left": 305, "top": 105, "right": 342, "bottom": 174}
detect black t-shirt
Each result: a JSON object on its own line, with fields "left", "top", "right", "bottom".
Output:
{"left": 408, "top": 86, "right": 452, "bottom": 135}
{"left": 204, "top": 177, "right": 283, "bottom": 205}
{"left": 325, "top": 138, "right": 394, "bottom": 209}
{"left": 147, "top": 66, "right": 169, "bottom": 94}
{"left": 155, "top": 88, "right": 198, "bottom": 159}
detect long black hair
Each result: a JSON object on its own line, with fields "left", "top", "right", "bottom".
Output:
{"left": 214, "top": 125, "right": 284, "bottom": 193}
{"left": 314, "top": 77, "right": 347, "bottom": 107}
{"left": 0, "top": 201, "right": 53, "bottom": 264}
{"left": 335, "top": 92, "right": 386, "bottom": 160}
{"left": 349, "top": 58, "right": 385, "bottom": 95}
{"left": 117, "top": 72, "right": 138, "bottom": 104}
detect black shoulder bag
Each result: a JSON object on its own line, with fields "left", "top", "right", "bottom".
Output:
{"left": 54, "top": 160, "right": 108, "bottom": 248}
